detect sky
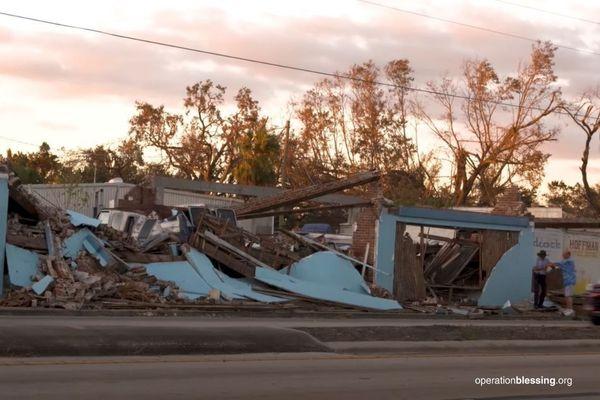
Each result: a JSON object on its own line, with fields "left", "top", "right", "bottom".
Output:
{"left": 0, "top": 0, "right": 599, "bottom": 188}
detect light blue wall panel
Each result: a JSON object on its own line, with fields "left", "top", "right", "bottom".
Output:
{"left": 0, "top": 173, "right": 7, "bottom": 297}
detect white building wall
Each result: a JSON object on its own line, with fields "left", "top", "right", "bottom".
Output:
{"left": 162, "top": 189, "right": 243, "bottom": 208}
{"left": 534, "top": 229, "right": 600, "bottom": 294}
{"left": 25, "top": 183, "right": 136, "bottom": 217}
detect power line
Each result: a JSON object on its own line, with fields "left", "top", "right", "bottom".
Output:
{"left": 0, "top": 10, "right": 593, "bottom": 122}
{"left": 356, "top": 0, "right": 600, "bottom": 57}
{"left": 0, "top": 135, "right": 40, "bottom": 147}
{"left": 491, "top": 0, "right": 600, "bottom": 26}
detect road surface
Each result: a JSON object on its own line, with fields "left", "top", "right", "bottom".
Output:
{"left": 1, "top": 352, "right": 597, "bottom": 400}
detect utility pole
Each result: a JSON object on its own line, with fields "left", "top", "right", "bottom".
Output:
{"left": 278, "top": 120, "right": 290, "bottom": 188}
{"left": 278, "top": 120, "right": 291, "bottom": 229}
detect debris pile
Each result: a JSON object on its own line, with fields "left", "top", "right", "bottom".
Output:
{"left": 416, "top": 228, "right": 520, "bottom": 304}
{"left": 0, "top": 167, "right": 401, "bottom": 312}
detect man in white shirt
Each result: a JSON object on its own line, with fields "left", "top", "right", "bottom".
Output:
{"left": 532, "top": 250, "right": 551, "bottom": 309}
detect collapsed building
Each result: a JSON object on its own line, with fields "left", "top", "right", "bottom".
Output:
{"left": 2, "top": 165, "right": 597, "bottom": 314}
{"left": 0, "top": 167, "right": 401, "bottom": 311}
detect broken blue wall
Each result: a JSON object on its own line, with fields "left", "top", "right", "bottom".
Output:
{"left": 145, "top": 261, "right": 211, "bottom": 300}
{"left": 375, "top": 206, "right": 534, "bottom": 306}
{"left": 478, "top": 228, "right": 535, "bottom": 307}
{"left": 63, "top": 228, "right": 114, "bottom": 267}
{"left": 254, "top": 266, "right": 401, "bottom": 310}
{"left": 0, "top": 172, "right": 8, "bottom": 297}
{"left": 144, "top": 250, "right": 286, "bottom": 303}
{"left": 283, "top": 251, "right": 370, "bottom": 295}
{"left": 185, "top": 249, "right": 285, "bottom": 303}
{"left": 5, "top": 244, "right": 40, "bottom": 287}
{"left": 67, "top": 210, "right": 101, "bottom": 228}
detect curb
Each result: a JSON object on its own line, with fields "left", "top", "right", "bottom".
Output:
{"left": 0, "top": 306, "right": 575, "bottom": 320}
{"left": 328, "top": 339, "right": 600, "bottom": 355}
{"left": 0, "top": 325, "right": 332, "bottom": 357}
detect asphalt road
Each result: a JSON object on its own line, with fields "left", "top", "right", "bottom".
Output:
{"left": 1, "top": 353, "right": 598, "bottom": 400}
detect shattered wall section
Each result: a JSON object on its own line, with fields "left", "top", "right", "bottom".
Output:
{"left": 375, "top": 206, "right": 533, "bottom": 306}
{"left": 478, "top": 226, "right": 535, "bottom": 307}
{"left": 0, "top": 170, "right": 8, "bottom": 297}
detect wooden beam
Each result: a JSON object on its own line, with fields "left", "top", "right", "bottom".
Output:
{"left": 394, "top": 223, "right": 426, "bottom": 302}
{"left": 151, "top": 176, "right": 367, "bottom": 205}
{"left": 534, "top": 218, "right": 600, "bottom": 229}
{"left": 235, "top": 171, "right": 380, "bottom": 216}
{"left": 279, "top": 229, "right": 386, "bottom": 275}
{"left": 238, "top": 201, "right": 372, "bottom": 220}
{"left": 203, "top": 230, "right": 273, "bottom": 269}
{"left": 6, "top": 234, "right": 46, "bottom": 251}
{"left": 418, "top": 232, "right": 479, "bottom": 245}
{"left": 118, "top": 252, "right": 184, "bottom": 263}
{"left": 194, "top": 239, "right": 256, "bottom": 278}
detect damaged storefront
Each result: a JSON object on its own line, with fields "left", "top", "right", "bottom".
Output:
{"left": 373, "top": 206, "right": 535, "bottom": 309}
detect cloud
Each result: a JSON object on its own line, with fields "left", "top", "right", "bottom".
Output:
{"left": 0, "top": 0, "right": 599, "bottom": 187}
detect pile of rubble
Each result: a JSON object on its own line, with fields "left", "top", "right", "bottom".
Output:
{"left": 0, "top": 167, "right": 401, "bottom": 312}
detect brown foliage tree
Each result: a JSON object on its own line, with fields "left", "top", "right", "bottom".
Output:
{"left": 290, "top": 59, "right": 440, "bottom": 203}
{"left": 128, "top": 80, "right": 279, "bottom": 184}
{"left": 414, "top": 42, "right": 561, "bottom": 206}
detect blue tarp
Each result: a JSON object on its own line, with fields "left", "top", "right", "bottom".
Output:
{"left": 5, "top": 244, "right": 40, "bottom": 287}
{"left": 66, "top": 210, "right": 102, "bottom": 228}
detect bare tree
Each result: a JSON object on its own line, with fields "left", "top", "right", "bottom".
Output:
{"left": 563, "top": 88, "right": 600, "bottom": 216}
{"left": 414, "top": 42, "right": 561, "bottom": 205}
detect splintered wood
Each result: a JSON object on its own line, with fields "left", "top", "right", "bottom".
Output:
{"left": 393, "top": 223, "right": 426, "bottom": 302}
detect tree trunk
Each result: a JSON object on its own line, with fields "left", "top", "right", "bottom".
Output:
{"left": 581, "top": 132, "right": 600, "bottom": 216}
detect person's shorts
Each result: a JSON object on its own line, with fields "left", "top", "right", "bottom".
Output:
{"left": 564, "top": 285, "right": 575, "bottom": 297}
